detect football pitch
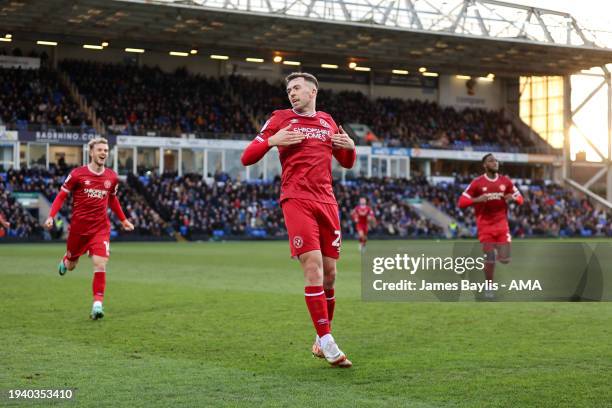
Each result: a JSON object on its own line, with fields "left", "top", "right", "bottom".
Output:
{"left": 1, "top": 241, "right": 611, "bottom": 407}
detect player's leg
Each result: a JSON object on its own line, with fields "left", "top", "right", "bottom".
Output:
{"left": 497, "top": 233, "right": 512, "bottom": 264}
{"left": 322, "top": 256, "right": 336, "bottom": 327}
{"left": 482, "top": 242, "right": 496, "bottom": 281}
{"left": 90, "top": 255, "right": 108, "bottom": 320}
{"left": 59, "top": 234, "right": 83, "bottom": 276}
{"left": 312, "top": 255, "right": 338, "bottom": 359}
{"left": 88, "top": 236, "right": 111, "bottom": 320}
{"left": 315, "top": 203, "right": 351, "bottom": 367}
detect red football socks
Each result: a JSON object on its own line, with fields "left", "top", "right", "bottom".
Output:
{"left": 304, "top": 285, "right": 330, "bottom": 337}
{"left": 93, "top": 271, "right": 106, "bottom": 302}
{"left": 325, "top": 288, "right": 335, "bottom": 326}
{"left": 484, "top": 262, "right": 495, "bottom": 281}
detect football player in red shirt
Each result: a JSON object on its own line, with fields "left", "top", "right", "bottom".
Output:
{"left": 458, "top": 153, "right": 523, "bottom": 297}
{"left": 351, "top": 197, "right": 375, "bottom": 251}
{"left": 44, "top": 138, "right": 134, "bottom": 319}
{"left": 241, "top": 72, "right": 355, "bottom": 367}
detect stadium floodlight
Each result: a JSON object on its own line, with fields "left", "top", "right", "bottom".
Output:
{"left": 348, "top": 62, "right": 357, "bottom": 69}
{"left": 0, "top": 38, "right": 12, "bottom": 42}
{"left": 169, "top": 51, "right": 189, "bottom": 56}
{"left": 283, "top": 60, "right": 300, "bottom": 66}
{"left": 419, "top": 67, "right": 427, "bottom": 73}
{"left": 273, "top": 55, "right": 283, "bottom": 63}
{"left": 101, "top": 42, "right": 109, "bottom": 47}
{"left": 321, "top": 64, "right": 338, "bottom": 69}
{"left": 37, "top": 41, "right": 58, "bottom": 46}
{"left": 392, "top": 69, "right": 409, "bottom": 75}
{"left": 83, "top": 44, "right": 103, "bottom": 50}
{"left": 210, "top": 54, "right": 229, "bottom": 60}
{"left": 125, "top": 48, "right": 145, "bottom": 53}
{"left": 456, "top": 75, "right": 471, "bottom": 79}
{"left": 246, "top": 58, "right": 264, "bottom": 63}
{"left": 487, "top": 73, "right": 495, "bottom": 79}
{"left": 354, "top": 66, "right": 371, "bottom": 72}
{"left": 5, "top": 34, "right": 12, "bottom": 39}
{"left": 423, "top": 72, "right": 439, "bottom": 77}
{"left": 190, "top": 49, "right": 198, "bottom": 55}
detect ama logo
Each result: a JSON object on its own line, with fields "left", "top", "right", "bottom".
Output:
{"left": 319, "top": 119, "right": 331, "bottom": 129}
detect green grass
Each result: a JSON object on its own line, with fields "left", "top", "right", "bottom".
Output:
{"left": 1, "top": 241, "right": 611, "bottom": 407}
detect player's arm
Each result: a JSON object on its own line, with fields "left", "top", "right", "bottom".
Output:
{"left": 331, "top": 126, "right": 356, "bottom": 168}
{"left": 109, "top": 183, "right": 134, "bottom": 231}
{"left": 45, "top": 172, "right": 76, "bottom": 229}
{"left": 458, "top": 182, "right": 488, "bottom": 208}
{"left": 241, "top": 115, "right": 304, "bottom": 166}
{"left": 504, "top": 180, "right": 524, "bottom": 205}
{"left": 0, "top": 213, "right": 9, "bottom": 229}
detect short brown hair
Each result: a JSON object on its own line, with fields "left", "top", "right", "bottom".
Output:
{"left": 88, "top": 137, "right": 108, "bottom": 151}
{"left": 285, "top": 72, "right": 318, "bottom": 90}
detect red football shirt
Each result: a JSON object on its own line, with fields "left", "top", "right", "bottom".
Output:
{"left": 61, "top": 165, "right": 120, "bottom": 235}
{"left": 352, "top": 205, "right": 374, "bottom": 226}
{"left": 462, "top": 174, "right": 518, "bottom": 232}
{"left": 257, "top": 109, "right": 353, "bottom": 204}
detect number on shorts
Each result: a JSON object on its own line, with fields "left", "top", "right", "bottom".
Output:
{"left": 506, "top": 233, "right": 512, "bottom": 243}
{"left": 332, "top": 230, "right": 341, "bottom": 247}
{"left": 104, "top": 241, "right": 110, "bottom": 256}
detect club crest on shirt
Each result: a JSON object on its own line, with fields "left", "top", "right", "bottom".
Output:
{"left": 319, "top": 119, "right": 331, "bottom": 129}
{"left": 104, "top": 180, "right": 112, "bottom": 189}
{"left": 293, "top": 236, "right": 304, "bottom": 249}
{"left": 500, "top": 185, "right": 506, "bottom": 192}
{"left": 84, "top": 180, "right": 91, "bottom": 186}
{"left": 482, "top": 187, "right": 488, "bottom": 192}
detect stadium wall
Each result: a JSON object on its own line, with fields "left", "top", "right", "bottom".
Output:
{"left": 438, "top": 75, "right": 503, "bottom": 110}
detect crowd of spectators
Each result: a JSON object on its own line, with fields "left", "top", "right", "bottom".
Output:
{"left": 2, "top": 166, "right": 611, "bottom": 240}
{"left": 1, "top": 166, "right": 168, "bottom": 238}
{"left": 60, "top": 60, "right": 255, "bottom": 137}
{"left": 0, "top": 66, "right": 90, "bottom": 132}
{"left": 130, "top": 173, "right": 286, "bottom": 239}
{"left": 1, "top": 59, "right": 534, "bottom": 152}
{"left": 0, "top": 179, "right": 42, "bottom": 238}
{"left": 132, "top": 173, "right": 443, "bottom": 239}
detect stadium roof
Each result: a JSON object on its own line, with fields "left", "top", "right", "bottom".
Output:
{"left": 2, "top": 0, "right": 612, "bottom": 76}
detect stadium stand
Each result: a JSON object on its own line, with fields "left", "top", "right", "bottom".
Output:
{"left": 0, "top": 59, "right": 532, "bottom": 152}
{"left": 2, "top": 169, "right": 610, "bottom": 240}
{"left": 0, "top": 65, "right": 90, "bottom": 132}
{"left": 60, "top": 60, "right": 255, "bottom": 137}
{"left": 0, "top": 176, "right": 42, "bottom": 238}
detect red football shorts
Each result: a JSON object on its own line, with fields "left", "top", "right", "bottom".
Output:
{"left": 281, "top": 198, "right": 341, "bottom": 259}
{"left": 66, "top": 232, "right": 110, "bottom": 262}
{"left": 356, "top": 223, "right": 368, "bottom": 235}
{"left": 479, "top": 228, "right": 511, "bottom": 251}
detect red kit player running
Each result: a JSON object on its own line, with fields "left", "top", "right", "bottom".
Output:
{"left": 351, "top": 197, "right": 375, "bottom": 251}
{"left": 241, "top": 72, "right": 355, "bottom": 367}
{"left": 44, "top": 138, "right": 134, "bottom": 319}
{"left": 458, "top": 153, "right": 523, "bottom": 297}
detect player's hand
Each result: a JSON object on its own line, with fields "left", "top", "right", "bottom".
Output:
{"left": 1, "top": 220, "right": 9, "bottom": 229}
{"left": 472, "top": 195, "right": 490, "bottom": 203}
{"left": 43, "top": 217, "right": 54, "bottom": 230}
{"left": 268, "top": 125, "right": 306, "bottom": 147}
{"left": 331, "top": 126, "right": 355, "bottom": 149}
{"left": 121, "top": 219, "right": 135, "bottom": 231}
